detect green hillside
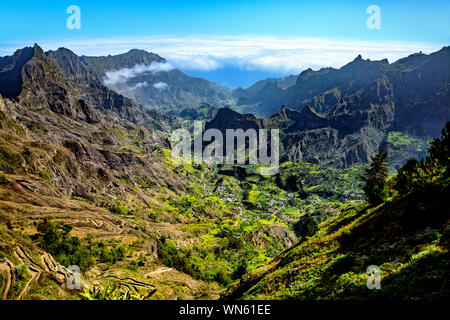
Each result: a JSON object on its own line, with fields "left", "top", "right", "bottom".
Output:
{"left": 225, "top": 123, "right": 450, "bottom": 300}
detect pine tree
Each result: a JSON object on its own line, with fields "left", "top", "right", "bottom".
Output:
{"left": 427, "top": 121, "right": 449, "bottom": 175}
{"left": 360, "top": 150, "right": 389, "bottom": 206}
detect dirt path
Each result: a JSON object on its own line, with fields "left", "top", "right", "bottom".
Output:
{"left": 41, "top": 253, "right": 66, "bottom": 283}
{"left": 41, "top": 253, "right": 56, "bottom": 272}
{"left": 0, "top": 258, "right": 14, "bottom": 300}
{"left": 14, "top": 246, "right": 41, "bottom": 300}
{"left": 3, "top": 245, "right": 80, "bottom": 300}
{"left": 97, "top": 271, "right": 156, "bottom": 290}
{"left": 85, "top": 218, "right": 124, "bottom": 234}
{"left": 103, "top": 275, "right": 156, "bottom": 289}
{"left": 16, "top": 264, "right": 40, "bottom": 300}
{"left": 145, "top": 267, "right": 173, "bottom": 276}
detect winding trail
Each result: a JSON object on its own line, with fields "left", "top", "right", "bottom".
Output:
{"left": 2, "top": 241, "right": 159, "bottom": 299}
{"left": 0, "top": 258, "right": 14, "bottom": 300}
{"left": 41, "top": 253, "right": 66, "bottom": 283}
{"left": 97, "top": 270, "right": 156, "bottom": 292}
{"left": 145, "top": 267, "right": 173, "bottom": 276}
{"left": 84, "top": 218, "right": 124, "bottom": 234}
{"left": 14, "top": 246, "right": 41, "bottom": 300}
{"left": 102, "top": 275, "right": 156, "bottom": 289}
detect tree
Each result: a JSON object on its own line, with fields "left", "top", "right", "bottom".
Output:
{"left": 394, "top": 158, "right": 419, "bottom": 195}
{"left": 360, "top": 150, "right": 389, "bottom": 206}
{"left": 427, "top": 121, "right": 449, "bottom": 175}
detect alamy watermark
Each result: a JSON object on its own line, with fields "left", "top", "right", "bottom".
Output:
{"left": 366, "top": 265, "right": 381, "bottom": 290}
{"left": 171, "top": 121, "right": 280, "bottom": 175}
{"left": 366, "top": 5, "right": 381, "bottom": 30}
{"left": 66, "top": 5, "right": 81, "bottom": 30}
{"left": 66, "top": 265, "right": 82, "bottom": 290}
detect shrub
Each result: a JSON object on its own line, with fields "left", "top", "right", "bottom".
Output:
{"left": 38, "top": 170, "right": 51, "bottom": 180}
{"left": 16, "top": 264, "right": 29, "bottom": 281}
{"left": 110, "top": 201, "right": 135, "bottom": 215}
{"left": 214, "top": 269, "right": 232, "bottom": 286}
{"left": 232, "top": 260, "right": 248, "bottom": 280}
{"left": 157, "top": 237, "right": 199, "bottom": 278}
{"left": 34, "top": 218, "right": 125, "bottom": 271}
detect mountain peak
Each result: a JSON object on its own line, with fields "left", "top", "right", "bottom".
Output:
{"left": 79, "top": 49, "right": 166, "bottom": 78}
{"left": 126, "top": 49, "right": 151, "bottom": 54}
{"left": 30, "top": 43, "right": 45, "bottom": 59}
{"left": 0, "top": 44, "right": 48, "bottom": 98}
{"left": 298, "top": 68, "right": 315, "bottom": 79}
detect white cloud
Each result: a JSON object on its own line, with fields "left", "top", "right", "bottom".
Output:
{"left": 153, "top": 81, "right": 168, "bottom": 90}
{"left": 3, "top": 36, "right": 443, "bottom": 75}
{"left": 103, "top": 61, "right": 173, "bottom": 85}
{"left": 129, "top": 81, "right": 148, "bottom": 90}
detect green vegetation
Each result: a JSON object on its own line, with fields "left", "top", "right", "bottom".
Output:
{"left": 13, "top": 263, "right": 30, "bottom": 293}
{"left": 81, "top": 284, "right": 146, "bottom": 300}
{"left": 226, "top": 122, "right": 450, "bottom": 300}
{"left": 38, "top": 170, "right": 51, "bottom": 180}
{"left": 147, "top": 155, "right": 367, "bottom": 288}
{"left": 359, "top": 151, "right": 389, "bottom": 206}
{"left": 387, "top": 131, "right": 422, "bottom": 147}
{"left": 386, "top": 131, "right": 429, "bottom": 169}
{"left": 110, "top": 200, "right": 136, "bottom": 216}
{"left": 34, "top": 218, "right": 125, "bottom": 271}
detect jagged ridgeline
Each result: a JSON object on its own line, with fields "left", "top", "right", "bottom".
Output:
{"left": 74, "top": 48, "right": 235, "bottom": 111}
{"left": 229, "top": 47, "right": 450, "bottom": 169}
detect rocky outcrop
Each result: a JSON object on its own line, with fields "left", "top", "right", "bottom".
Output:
{"left": 0, "top": 44, "right": 43, "bottom": 99}
{"left": 0, "top": 44, "right": 186, "bottom": 204}
{"left": 205, "top": 107, "right": 265, "bottom": 132}
{"left": 0, "top": 44, "right": 99, "bottom": 124}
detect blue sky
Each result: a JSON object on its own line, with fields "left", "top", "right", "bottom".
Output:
{"left": 0, "top": 0, "right": 448, "bottom": 87}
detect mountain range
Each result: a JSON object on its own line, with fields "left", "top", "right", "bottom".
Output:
{"left": 206, "top": 47, "right": 449, "bottom": 168}
{"left": 75, "top": 49, "right": 235, "bottom": 111}
{"left": 0, "top": 43, "right": 448, "bottom": 301}
{"left": 234, "top": 48, "right": 450, "bottom": 128}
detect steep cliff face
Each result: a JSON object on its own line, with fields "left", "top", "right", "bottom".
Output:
{"left": 0, "top": 45, "right": 41, "bottom": 99}
{"left": 0, "top": 44, "right": 98, "bottom": 124}
{"left": 0, "top": 45, "right": 184, "bottom": 203}
{"left": 47, "top": 48, "right": 174, "bottom": 127}
{"left": 389, "top": 48, "right": 450, "bottom": 137}
{"left": 207, "top": 94, "right": 390, "bottom": 168}
{"left": 205, "top": 107, "right": 265, "bottom": 133}
{"left": 328, "top": 76, "right": 395, "bottom": 136}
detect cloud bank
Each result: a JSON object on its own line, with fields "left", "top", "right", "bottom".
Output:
{"left": 2, "top": 36, "right": 443, "bottom": 76}
{"left": 104, "top": 61, "right": 173, "bottom": 85}
{"left": 153, "top": 82, "right": 168, "bottom": 90}
{"left": 129, "top": 81, "right": 148, "bottom": 91}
